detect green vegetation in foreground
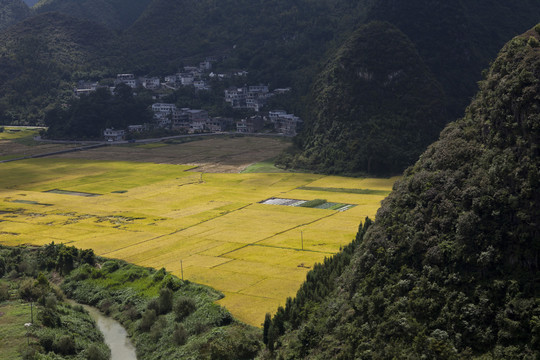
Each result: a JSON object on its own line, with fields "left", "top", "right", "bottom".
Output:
{"left": 62, "top": 258, "right": 262, "bottom": 360}
{"left": 241, "top": 158, "right": 289, "bottom": 173}
{"left": 0, "top": 246, "right": 109, "bottom": 360}
{"left": 297, "top": 185, "right": 391, "bottom": 196}
{"left": 0, "top": 301, "right": 33, "bottom": 360}
{"left": 0, "top": 243, "right": 262, "bottom": 360}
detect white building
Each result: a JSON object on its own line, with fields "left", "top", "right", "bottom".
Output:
{"left": 142, "top": 77, "right": 161, "bottom": 90}
{"left": 116, "top": 74, "right": 138, "bottom": 88}
{"left": 104, "top": 128, "right": 125, "bottom": 141}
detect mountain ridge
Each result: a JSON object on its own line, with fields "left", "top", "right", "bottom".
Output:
{"left": 264, "top": 24, "right": 540, "bottom": 359}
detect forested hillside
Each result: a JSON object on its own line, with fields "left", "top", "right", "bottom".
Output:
{"left": 263, "top": 25, "right": 540, "bottom": 359}
{"left": 0, "top": 0, "right": 31, "bottom": 31}
{"left": 34, "top": 0, "right": 152, "bottom": 29}
{"left": 0, "top": 12, "right": 119, "bottom": 124}
{"left": 277, "top": 21, "right": 447, "bottom": 175}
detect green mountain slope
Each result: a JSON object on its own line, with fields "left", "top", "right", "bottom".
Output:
{"left": 367, "top": 0, "right": 540, "bottom": 120}
{"left": 121, "top": 0, "right": 371, "bottom": 80}
{"left": 0, "top": 12, "right": 118, "bottom": 124}
{"left": 278, "top": 21, "right": 447, "bottom": 175}
{"left": 34, "top": 0, "right": 152, "bottom": 29}
{"left": 0, "top": 0, "right": 31, "bottom": 31}
{"left": 264, "top": 25, "right": 540, "bottom": 359}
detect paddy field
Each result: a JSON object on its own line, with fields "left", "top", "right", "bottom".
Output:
{"left": 0, "top": 132, "right": 397, "bottom": 326}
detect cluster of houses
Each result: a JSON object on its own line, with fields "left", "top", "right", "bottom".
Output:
{"left": 72, "top": 57, "right": 303, "bottom": 141}
{"left": 103, "top": 104, "right": 302, "bottom": 141}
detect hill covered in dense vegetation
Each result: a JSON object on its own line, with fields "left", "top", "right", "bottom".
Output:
{"left": 277, "top": 21, "right": 447, "bottom": 175}
{"left": 0, "top": 12, "right": 119, "bottom": 124}
{"left": 263, "top": 24, "right": 540, "bottom": 359}
{"left": 0, "top": 0, "right": 31, "bottom": 31}
{"left": 34, "top": 0, "right": 152, "bottom": 29}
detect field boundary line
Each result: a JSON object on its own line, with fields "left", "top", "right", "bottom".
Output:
{"left": 101, "top": 203, "right": 253, "bottom": 256}
{"left": 219, "top": 211, "right": 341, "bottom": 257}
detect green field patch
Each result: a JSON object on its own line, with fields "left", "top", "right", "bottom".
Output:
{"left": 45, "top": 189, "right": 101, "bottom": 197}
{"left": 111, "top": 190, "right": 127, "bottom": 193}
{"left": 297, "top": 185, "right": 391, "bottom": 196}
{"left": 260, "top": 197, "right": 354, "bottom": 211}
{"left": 241, "top": 158, "right": 289, "bottom": 173}
{"left": 0, "top": 301, "right": 33, "bottom": 360}
{"left": 11, "top": 199, "right": 52, "bottom": 206}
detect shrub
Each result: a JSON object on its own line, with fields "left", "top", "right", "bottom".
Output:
{"left": 0, "top": 283, "right": 9, "bottom": 301}
{"left": 162, "top": 275, "right": 183, "bottom": 291}
{"left": 158, "top": 287, "right": 173, "bottom": 314}
{"left": 123, "top": 305, "right": 140, "bottom": 321}
{"left": 54, "top": 335, "right": 76, "bottom": 355}
{"left": 39, "top": 307, "right": 61, "bottom": 328}
{"left": 39, "top": 331, "right": 55, "bottom": 352}
{"left": 101, "top": 261, "right": 120, "bottom": 274}
{"left": 173, "top": 323, "right": 188, "bottom": 346}
{"left": 98, "top": 298, "right": 113, "bottom": 315}
{"left": 153, "top": 267, "right": 166, "bottom": 282}
{"left": 86, "top": 343, "right": 109, "bottom": 360}
{"left": 150, "top": 316, "right": 167, "bottom": 341}
{"left": 139, "top": 309, "right": 157, "bottom": 332}
{"left": 174, "top": 296, "right": 196, "bottom": 321}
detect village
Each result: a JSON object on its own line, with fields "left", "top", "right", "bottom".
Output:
{"left": 74, "top": 58, "right": 303, "bottom": 142}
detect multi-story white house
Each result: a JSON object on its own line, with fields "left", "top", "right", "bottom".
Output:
{"left": 269, "top": 110, "right": 303, "bottom": 136}
{"left": 116, "top": 74, "right": 138, "bottom": 88}
{"left": 104, "top": 128, "right": 125, "bottom": 141}
{"left": 225, "top": 85, "right": 270, "bottom": 112}
{"left": 142, "top": 77, "right": 161, "bottom": 90}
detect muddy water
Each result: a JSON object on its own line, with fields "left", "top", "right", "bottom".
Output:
{"left": 80, "top": 304, "right": 138, "bottom": 360}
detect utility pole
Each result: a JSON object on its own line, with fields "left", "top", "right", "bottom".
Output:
{"left": 301, "top": 231, "right": 304, "bottom": 251}
{"left": 181, "top": 260, "right": 184, "bottom": 281}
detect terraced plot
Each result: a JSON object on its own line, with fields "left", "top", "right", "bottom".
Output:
{"left": 0, "top": 158, "right": 398, "bottom": 326}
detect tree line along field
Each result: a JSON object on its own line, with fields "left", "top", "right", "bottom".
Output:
{"left": 0, "top": 157, "right": 398, "bottom": 326}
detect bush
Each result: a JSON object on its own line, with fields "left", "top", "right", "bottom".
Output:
{"left": 0, "top": 283, "right": 9, "bottom": 301}
{"left": 158, "top": 287, "right": 173, "bottom": 314}
{"left": 86, "top": 343, "right": 109, "bottom": 360}
{"left": 173, "top": 323, "right": 188, "bottom": 346}
{"left": 54, "top": 335, "right": 76, "bottom": 355}
{"left": 149, "top": 316, "right": 167, "bottom": 341}
{"left": 98, "top": 298, "right": 114, "bottom": 315}
{"left": 153, "top": 267, "right": 166, "bottom": 282}
{"left": 39, "top": 307, "right": 61, "bottom": 328}
{"left": 174, "top": 296, "right": 196, "bottom": 321}
{"left": 139, "top": 309, "right": 157, "bottom": 332}
{"left": 101, "top": 261, "right": 120, "bottom": 274}
{"left": 39, "top": 331, "right": 55, "bottom": 352}
{"left": 162, "top": 275, "right": 183, "bottom": 291}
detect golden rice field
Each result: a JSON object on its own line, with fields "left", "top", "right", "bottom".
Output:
{"left": 0, "top": 156, "right": 398, "bottom": 326}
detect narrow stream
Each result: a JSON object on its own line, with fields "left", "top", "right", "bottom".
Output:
{"left": 79, "top": 304, "right": 138, "bottom": 360}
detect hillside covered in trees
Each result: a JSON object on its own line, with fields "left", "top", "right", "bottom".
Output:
{"left": 263, "top": 25, "right": 540, "bottom": 359}
{"left": 277, "top": 21, "right": 447, "bottom": 175}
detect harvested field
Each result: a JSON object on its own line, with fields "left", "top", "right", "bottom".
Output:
{"left": 51, "top": 136, "right": 291, "bottom": 173}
